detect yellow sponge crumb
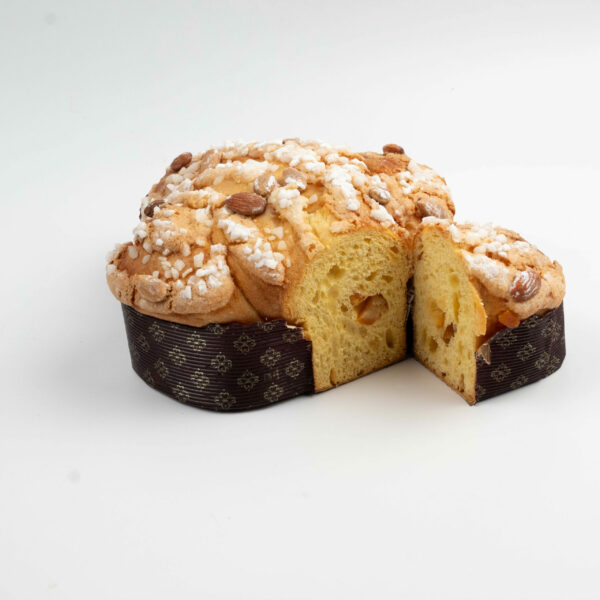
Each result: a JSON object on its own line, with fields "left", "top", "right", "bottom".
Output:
{"left": 413, "top": 226, "right": 486, "bottom": 404}
{"left": 288, "top": 230, "right": 411, "bottom": 391}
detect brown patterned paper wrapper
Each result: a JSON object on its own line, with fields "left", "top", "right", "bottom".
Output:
{"left": 475, "top": 303, "right": 566, "bottom": 402}
{"left": 121, "top": 304, "right": 314, "bottom": 411}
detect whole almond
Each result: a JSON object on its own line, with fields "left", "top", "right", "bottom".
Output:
{"left": 416, "top": 197, "right": 451, "bottom": 219}
{"left": 254, "top": 172, "right": 278, "bottom": 197}
{"left": 144, "top": 198, "right": 165, "bottom": 218}
{"left": 198, "top": 149, "right": 221, "bottom": 172}
{"left": 382, "top": 143, "right": 405, "bottom": 154}
{"left": 510, "top": 270, "right": 541, "bottom": 302}
{"left": 368, "top": 187, "right": 391, "bottom": 205}
{"left": 360, "top": 152, "right": 407, "bottom": 175}
{"left": 170, "top": 152, "right": 192, "bottom": 172}
{"left": 137, "top": 277, "right": 169, "bottom": 302}
{"left": 226, "top": 192, "right": 267, "bottom": 217}
{"left": 356, "top": 294, "right": 389, "bottom": 325}
{"left": 280, "top": 167, "right": 307, "bottom": 190}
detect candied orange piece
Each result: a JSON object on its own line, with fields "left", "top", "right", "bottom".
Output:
{"left": 498, "top": 309, "right": 521, "bottom": 328}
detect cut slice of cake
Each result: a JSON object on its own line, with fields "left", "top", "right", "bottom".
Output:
{"left": 413, "top": 219, "right": 565, "bottom": 404}
{"left": 286, "top": 229, "right": 412, "bottom": 391}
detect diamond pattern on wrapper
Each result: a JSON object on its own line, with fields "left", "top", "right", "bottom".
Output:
{"left": 207, "top": 323, "right": 225, "bottom": 336}
{"left": 172, "top": 383, "right": 190, "bottom": 403}
{"left": 187, "top": 332, "right": 207, "bottom": 352}
{"left": 285, "top": 359, "right": 305, "bottom": 379}
{"left": 191, "top": 369, "right": 210, "bottom": 390}
{"left": 121, "top": 303, "right": 564, "bottom": 410}
{"left": 282, "top": 328, "right": 303, "bottom": 344}
{"left": 214, "top": 390, "right": 236, "bottom": 409}
{"left": 233, "top": 333, "right": 256, "bottom": 354}
{"left": 211, "top": 353, "right": 232, "bottom": 374}
{"left": 154, "top": 358, "right": 169, "bottom": 380}
{"left": 237, "top": 370, "right": 259, "bottom": 391}
{"left": 545, "top": 356, "right": 561, "bottom": 376}
{"left": 168, "top": 346, "right": 187, "bottom": 366}
{"left": 121, "top": 304, "right": 314, "bottom": 412}
{"left": 142, "top": 369, "right": 155, "bottom": 386}
{"left": 264, "top": 383, "right": 284, "bottom": 403}
{"left": 535, "top": 352, "right": 550, "bottom": 370}
{"left": 136, "top": 333, "right": 150, "bottom": 353}
{"left": 510, "top": 375, "right": 528, "bottom": 389}
{"left": 517, "top": 343, "right": 536, "bottom": 361}
{"left": 149, "top": 322, "right": 165, "bottom": 342}
{"left": 496, "top": 330, "right": 518, "bottom": 349}
{"left": 491, "top": 363, "right": 511, "bottom": 382}
{"left": 475, "top": 303, "right": 566, "bottom": 402}
{"left": 542, "top": 320, "right": 562, "bottom": 342}
{"left": 525, "top": 315, "right": 542, "bottom": 329}
{"left": 260, "top": 348, "right": 281, "bottom": 367}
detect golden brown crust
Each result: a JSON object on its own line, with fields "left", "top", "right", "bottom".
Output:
{"left": 420, "top": 219, "right": 566, "bottom": 333}
{"left": 106, "top": 139, "right": 453, "bottom": 325}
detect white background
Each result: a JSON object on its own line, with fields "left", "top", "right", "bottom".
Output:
{"left": 2, "top": 1, "right": 600, "bottom": 598}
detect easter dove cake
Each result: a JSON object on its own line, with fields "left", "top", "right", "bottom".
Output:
{"left": 106, "top": 139, "right": 565, "bottom": 410}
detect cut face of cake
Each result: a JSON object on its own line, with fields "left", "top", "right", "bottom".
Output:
{"left": 413, "top": 224, "right": 486, "bottom": 403}
{"left": 287, "top": 230, "right": 411, "bottom": 391}
{"left": 413, "top": 220, "right": 565, "bottom": 404}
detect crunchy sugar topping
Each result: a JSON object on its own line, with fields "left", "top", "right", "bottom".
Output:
{"left": 133, "top": 221, "right": 148, "bottom": 241}
{"left": 107, "top": 139, "right": 454, "bottom": 320}
{"left": 461, "top": 251, "right": 507, "bottom": 281}
{"left": 422, "top": 219, "right": 565, "bottom": 319}
{"left": 270, "top": 186, "right": 300, "bottom": 210}
{"left": 324, "top": 164, "right": 360, "bottom": 211}
{"left": 267, "top": 144, "right": 322, "bottom": 169}
{"left": 370, "top": 204, "right": 395, "bottom": 225}
{"left": 245, "top": 238, "right": 284, "bottom": 270}
{"left": 398, "top": 172, "right": 414, "bottom": 195}
{"left": 218, "top": 218, "right": 253, "bottom": 243}
{"left": 426, "top": 219, "right": 541, "bottom": 264}
{"left": 446, "top": 221, "right": 535, "bottom": 260}
{"left": 195, "top": 207, "right": 212, "bottom": 225}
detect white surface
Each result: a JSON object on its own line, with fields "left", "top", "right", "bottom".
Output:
{"left": 1, "top": 1, "right": 600, "bottom": 598}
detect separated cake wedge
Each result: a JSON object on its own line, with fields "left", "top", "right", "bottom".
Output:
{"left": 413, "top": 219, "right": 565, "bottom": 404}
